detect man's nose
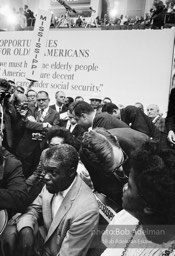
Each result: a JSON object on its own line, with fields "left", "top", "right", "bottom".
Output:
{"left": 44, "top": 173, "right": 51, "bottom": 181}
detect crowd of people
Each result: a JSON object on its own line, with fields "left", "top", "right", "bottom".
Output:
{"left": 0, "top": 77, "right": 175, "bottom": 256}
{"left": 1, "top": 0, "right": 175, "bottom": 31}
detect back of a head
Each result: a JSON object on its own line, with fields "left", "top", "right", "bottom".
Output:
{"left": 80, "top": 128, "right": 120, "bottom": 174}
{"left": 75, "top": 96, "right": 84, "bottom": 102}
{"left": 135, "top": 102, "right": 144, "bottom": 112}
{"left": 103, "top": 97, "right": 112, "bottom": 104}
{"left": 45, "top": 144, "right": 79, "bottom": 175}
{"left": 131, "top": 141, "right": 175, "bottom": 224}
{"left": 69, "top": 101, "right": 94, "bottom": 116}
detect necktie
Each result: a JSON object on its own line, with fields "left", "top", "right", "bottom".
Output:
{"left": 37, "top": 109, "right": 44, "bottom": 122}
{"left": 59, "top": 107, "right": 62, "bottom": 113}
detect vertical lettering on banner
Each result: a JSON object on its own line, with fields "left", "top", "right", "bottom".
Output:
{"left": 26, "top": 9, "right": 51, "bottom": 82}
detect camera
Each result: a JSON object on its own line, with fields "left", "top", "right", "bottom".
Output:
{"left": 0, "top": 79, "right": 14, "bottom": 104}
{"left": 15, "top": 102, "right": 29, "bottom": 112}
{"left": 32, "top": 133, "right": 45, "bottom": 141}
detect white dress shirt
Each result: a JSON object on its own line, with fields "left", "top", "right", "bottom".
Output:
{"left": 51, "top": 177, "right": 76, "bottom": 218}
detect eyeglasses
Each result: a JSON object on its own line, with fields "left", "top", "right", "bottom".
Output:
{"left": 37, "top": 98, "right": 48, "bottom": 102}
{"left": 112, "top": 149, "right": 128, "bottom": 180}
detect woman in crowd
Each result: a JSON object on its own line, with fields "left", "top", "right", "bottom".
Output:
{"left": 101, "top": 141, "right": 175, "bottom": 256}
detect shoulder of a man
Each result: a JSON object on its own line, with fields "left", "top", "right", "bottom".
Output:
{"left": 71, "top": 177, "right": 99, "bottom": 215}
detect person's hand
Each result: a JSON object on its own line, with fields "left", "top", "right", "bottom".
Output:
{"left": 167, "top": 130, "right": 175, "bottom": 144}
{"left": 19, "top": 227, "right": 34, "bottom": 256}
{"left": 27, "top": 115, "right": 36, "bottom": 122}
{"left": 19, "top": 109, "right": 28, "bottom": 117}
{"left": 43, "top": 122, "right": 52, "bottom": 128}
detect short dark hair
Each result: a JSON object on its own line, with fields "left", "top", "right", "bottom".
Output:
{"left": 102, "top": 103, "right": 118, "bottom": 114}
{"left": 16, "top": 86, "right": 25, "bottom": 93}
{"left": 131, "top": 141, "right": 175, "bottom": 224}
{"left": 45, "top": 144, "right": 79, "bottom": 175}
{"left": 69, "top": 101, "right": 94, "bottom": 117}
{"left": 8, "top": 80, "right": 15, "bottom": 85}
{"left": 46, "top": 127, "right": 73, "bottom": 145}
{"left": 75, "top": 96, "right": 84, "bottom": 101}
{"left": 37, "top": 91, "right": 49, "bottom": 98}
{"left": 103, "top": 97, "right": 112, "bottom": 103}
{"left": 80, "top": 127, "right": 121, "bottom": 174}
{"left": 66, "top": 97, "right": 74, "bottom": 103}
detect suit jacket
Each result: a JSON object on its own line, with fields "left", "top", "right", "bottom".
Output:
{"left": 109, "top": 128, "right": 149, "bottom": 157}
{"left": 0, "top": 148, "right": 28, "bottom": 216}
{"left": 17, "top": 176, "right": 99, "bottom": 256}
{"left": 93, "top": 112, "right": 129, "bottom": 130}
{"left": 59, "top": 119, "right": 87, "bottom": 150}
{"left": 166, "top": 87, "right": 175, "bottom": 132}
{"left": 71, "top": 124, "right": 87, "bottom": 150}
{"left": 50, "top": 104, "right": 68, "bottom": 114}
{"left": 16, "top": 107, "right": 60, "bottom": 159}
{"left": 120, "top": 105, "right": 161, "bottom": 140}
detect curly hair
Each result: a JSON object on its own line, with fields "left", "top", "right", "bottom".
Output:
{"left": 46, "top": 127, "right": 73, "bottom": 145}
{"left": 44, "top": 144, "right": 79, "bottom": 175}
{"left": 131, "top": 141, "right": 175, "bottom": 224}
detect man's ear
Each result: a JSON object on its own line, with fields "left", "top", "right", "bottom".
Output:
{"left": 143, "top": 206, "right": 154, "bottom": 215}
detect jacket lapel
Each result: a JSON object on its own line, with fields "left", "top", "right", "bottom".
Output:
{"left": 44, "top": 176, "right": 82, "bottom": 243}
{"left": 44, "top": 189, "right": 54, "bottom": 231}
{"left": 44, "top": 107, "right": 52, "bottom": 122}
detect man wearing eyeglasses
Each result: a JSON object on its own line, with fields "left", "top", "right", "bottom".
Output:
{"left": 16, "top": 91, "right": 60, "bottom": 178}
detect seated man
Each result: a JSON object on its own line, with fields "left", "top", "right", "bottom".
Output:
{"left": 26, "top": 127, "right": 92, "bottom": 203}
{"left": 16, "top": 144, "right": 99, "bottom": 256}
{"left": 101, "top": 141, "right": 175, "bottom": 256}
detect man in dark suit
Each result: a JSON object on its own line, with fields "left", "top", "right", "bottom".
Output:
{"left": 69, "top": 101, "right": 129, "bottom": 130}
{"left": 166, "top": 87, "right": 175, "bottom": 145}
{"left": 50, "top": 91, "right": 68, "bottom": 114}
{"left": 16, "top": 91, "right": 60, "bottom": 178}
{"left": 59, "top": 109, "right": 87, "bottom": 150}
{"left": 102, "top": 103, "right": 161, "bottom": 139}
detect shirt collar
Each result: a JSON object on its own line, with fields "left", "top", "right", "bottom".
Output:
{"left": 55, "top": 104, "right": 62, "bottom": 112}
{"left": 38, "top": 106, "right": 49, "bottom": 115}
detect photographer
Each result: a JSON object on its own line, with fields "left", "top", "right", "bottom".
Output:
{"left": 0, "top": 79, "right": 17, "bottom": 152}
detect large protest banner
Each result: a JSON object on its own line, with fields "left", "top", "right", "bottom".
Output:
{"left": 0, "top": 29, "right": 174, "bottom": 115}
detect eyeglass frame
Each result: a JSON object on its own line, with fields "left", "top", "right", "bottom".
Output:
{"left": 37, "top": 98, "right": 48, "bottom": 102}
{"left": 111, "top": 149, "right": 129, "bottom": 180}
